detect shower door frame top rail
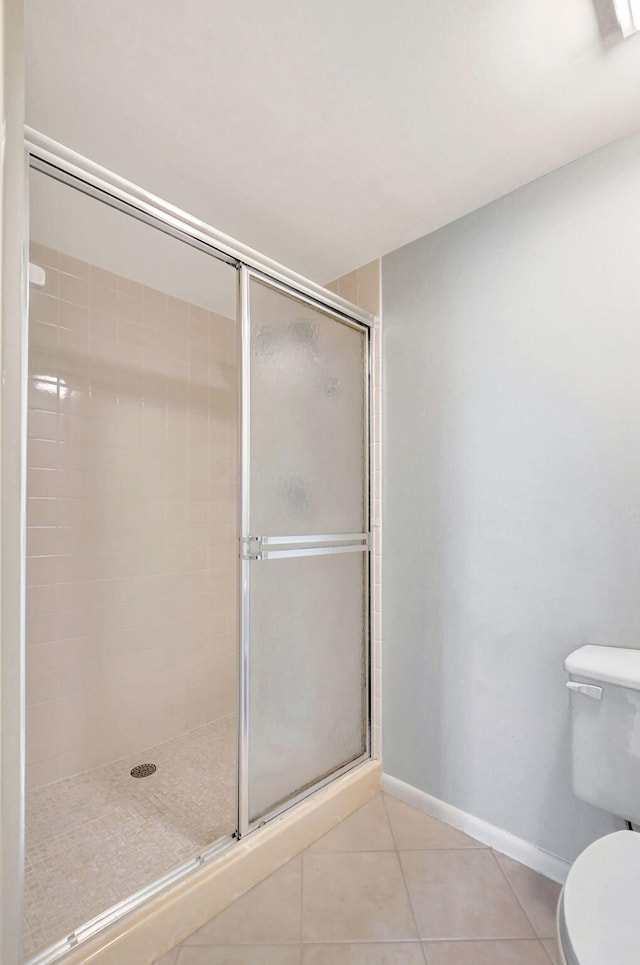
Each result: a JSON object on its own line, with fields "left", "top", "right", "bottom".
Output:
{"left": 24, "top": 126, "right": 374, "bottom": 328}
{"left": 21, "top": 128, "right": 374, "bottom": 965}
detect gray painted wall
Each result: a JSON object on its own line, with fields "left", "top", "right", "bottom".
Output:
{"left": 382, "top": 132, "right": 640, "bottom": 863}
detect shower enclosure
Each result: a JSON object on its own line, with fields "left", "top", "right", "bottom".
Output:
{"left": 23, "top": 132, "right": 371, "bottom": 964}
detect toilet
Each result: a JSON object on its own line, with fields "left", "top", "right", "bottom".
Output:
{"left": 560, "top": 645, "right": 640, "bottom": 964}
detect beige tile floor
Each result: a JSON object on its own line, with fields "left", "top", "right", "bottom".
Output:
{"left": 154, "top": 794, "right": 562, "bottom": 965}
{"left": 24, "top": 716, "right": 237, "bottom": 959}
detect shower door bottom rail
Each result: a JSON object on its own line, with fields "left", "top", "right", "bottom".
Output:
{"left": 24, "top": 835, "right": 236, "bottom": 965}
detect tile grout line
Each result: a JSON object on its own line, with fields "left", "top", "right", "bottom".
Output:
{"left": 384, "top": 792, "right": 557, "bottom": 961}
{"left": 488, "top": 848, "right": 556, "bottom": 962}
{"left": 160, "top": 798, "right": 557, "bottom": 963}
{"left": 306, "top": 845, "right": 487, "bottom": 854}
{"left": 293, "top": 937, "right": 551, "bottom": 944}
{"left": 380, "top": 793, "right": 430, "bottom": 965}
{"left": 541, "top": 937, "right": 559, "bottom": 965}
{"left": 541, "top": 940, "right": 558, "bottom": 964}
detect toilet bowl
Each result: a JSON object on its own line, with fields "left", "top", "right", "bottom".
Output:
{"left": 557, "top": 830, "right": 640, "bottom": 964}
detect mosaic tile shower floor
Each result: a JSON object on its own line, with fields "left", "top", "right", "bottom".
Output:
{"left": 23, "top": 715, "right": 237, "bottom": 959}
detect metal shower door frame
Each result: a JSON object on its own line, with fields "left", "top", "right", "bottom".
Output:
{"left": 21, "top": 128, "right": 373, "bottom": 965}
{"left": 236, "top": 266, "right": 372, "bottom": 838}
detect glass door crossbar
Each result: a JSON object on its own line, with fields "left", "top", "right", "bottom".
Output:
{"left": 243, "top": 533, "right": 369, "bottom": 560}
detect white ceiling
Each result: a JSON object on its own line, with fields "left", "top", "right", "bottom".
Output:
{"left": 25, "top": 0, "right": 640, "bottom": 285}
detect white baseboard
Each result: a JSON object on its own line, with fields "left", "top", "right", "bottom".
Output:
{"left": 382, "top": 772, "right": 570, "bottom": 885}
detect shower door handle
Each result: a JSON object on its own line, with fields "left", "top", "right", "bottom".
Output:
{"left": 242, "top": 533, "right": 369, "bottom": 561}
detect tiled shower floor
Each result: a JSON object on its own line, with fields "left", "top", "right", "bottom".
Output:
{"left": 154, "top": 793, "right": 561, "bottom": 965}
{"left": 24, "top": 716, "right": 237, "bottom": 959}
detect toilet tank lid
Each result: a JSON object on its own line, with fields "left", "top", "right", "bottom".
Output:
{"left": 565, "top": 645, "right": 640, "bottom": 691}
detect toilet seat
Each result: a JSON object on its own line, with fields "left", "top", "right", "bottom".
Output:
{"left": 558, "top": 830, "right": 640, "bottom": 965}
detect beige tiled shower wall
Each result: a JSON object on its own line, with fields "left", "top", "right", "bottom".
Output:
{"left": 26, "top": 243, "right": 238, "bottom": 790}
{"left": 327, "top": 261, "right": 382, "bottom": 761}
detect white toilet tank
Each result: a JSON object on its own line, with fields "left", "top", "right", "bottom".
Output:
{"left": 565, "top": 645, "right": 640, "bottom": 825}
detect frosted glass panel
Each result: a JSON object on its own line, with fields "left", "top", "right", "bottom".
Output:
{"left": 248, "top": 552, "right": 367, "bottom": 821}
{"left": 249, "top": 278, "right": 366, "bottom": 535}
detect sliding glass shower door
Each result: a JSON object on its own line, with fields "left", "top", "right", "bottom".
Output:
{"left": 241, "top": 272, "right": 370, "bottom": 828}
{"left": 23, "top": 138, "right": 372, "bottom": 965}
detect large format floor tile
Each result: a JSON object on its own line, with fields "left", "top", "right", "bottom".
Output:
{"left": 303, "top": 943, "right": 424, "bottom": 964}
{"left": 494, "top": 852, "right": 562, "bottom": 939}
{"left": 308, "top": 794, "right": 395, "bottom": 852}
{"left": 155, "top": 794, "right": 561, "bottom": 965}
{"left": 182, "top": 857, "right": 302, "bottom": 946}
{"left": 542, "top": 938, "right": 562, "bottom": 964}
{"left": 424, "top": 939, "right": 554, "bottom": 964}
{"left": 400, "top": 848, "right": 535, "bottom": 940}
{"left": 153, "top": 951, "right": 179, "bottom": 965}
{"left": 384, "top": 794, "right": 484, "bottom": 851}
{"left": 177, "top": 946, "right": 301, "bottom": 965}
{"left": 302, "top": 851, "right": 418, "bottom": 942}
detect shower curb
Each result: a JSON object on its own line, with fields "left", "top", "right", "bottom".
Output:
{"left": 58, "top": 759, "right": 381, "bottom": 965}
